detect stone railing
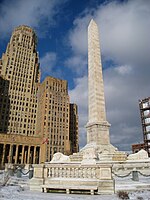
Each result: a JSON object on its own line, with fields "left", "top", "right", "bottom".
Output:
{"left": 112, "top": 159, "right": 150, "bottom": 175}
{"left": 30, "top": 163, "right": 114, "bottom": 194}
{"left": 45, "top": 165, "right": 98, "bottom": 179}
{"left": 42, "top": 163, "right": 114, "bottom": 180}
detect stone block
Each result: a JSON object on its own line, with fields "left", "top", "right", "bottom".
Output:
{"left": 30, "top": 178, "right": 44, "bottom": 191}
{"left": 33, "top": 164, "right": 44, "bottom": 178}
{"left": 99, "top": 167, "right": 112, "bottom": 180}
{"left": 97, "top": 180, "right": 115, "bottom": 195}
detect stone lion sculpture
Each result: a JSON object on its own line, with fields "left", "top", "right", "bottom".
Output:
{"left": 50, "top": 152, "right": 70, "bottom": 163}
{"left": 127, "top": 149, "right": 149, "bottom": 160}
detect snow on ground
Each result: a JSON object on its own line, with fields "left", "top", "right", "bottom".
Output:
{"left": 1, "top": 185, "right": 150, "bottom": 200}
{"left": 0, "top": 170, "right": 150, "bottom": 200}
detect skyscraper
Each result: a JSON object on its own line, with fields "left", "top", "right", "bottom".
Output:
{"left": 0, "top": 25, "right": 40, "bottom": 136}
{"left": 0, "top": 25, "right": 78, "bottom": 168}
{"left": 36, "top": 76, "right": 71, "bottom": 162}
{"left": 0, "top": 25, "right": 41, "bottom": 167}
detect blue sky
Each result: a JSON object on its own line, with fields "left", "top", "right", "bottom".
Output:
{"left": 0, "top": 0, "right": 150, "bottom": 152}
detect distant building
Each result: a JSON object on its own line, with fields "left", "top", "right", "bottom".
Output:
{"left": 138, "top": 97, "right": 150, "bottom": 156}
{"left": 69, "top": 104, "right": 79, "bottom": 154}
{"left": 132, "top": 143, "right": 145, "bottom": 154}
{"left": 0, "top": 25, "right": 78, "bottom": 168}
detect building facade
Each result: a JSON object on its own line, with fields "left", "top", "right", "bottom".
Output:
{"left": 138, "top": 97, "right": 150, "bottom": 156}
{"left": 36, "top": 77, "right": 71, "bottom": 162}
{"left": 0, "top": 25, "right": 40, "bottom": 136}
{"left": 132, "top": 143, "right": 145, "bottom": 154}
{"left": 0, "top": 25, "right": 78, "bottom": 168}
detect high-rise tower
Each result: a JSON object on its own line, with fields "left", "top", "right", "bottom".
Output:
{"left": 0, "top": 25, "right": 41, "bottom": 166}
{"left": 0, "top": 25, "right": 79, "bottom": 167}
{"left": 36, "top": 76, "right": 71, "bottom": 162}
{"left": 0, "top": 25, "right": 40, "bottom": 136}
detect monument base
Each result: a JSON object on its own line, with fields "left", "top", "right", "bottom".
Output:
{"left": 30, "top": 162, "right": 115, "bottom": 195}
{"left": 70, "top": 142, "right": 127, "bottom": 163}
{"left": 30, "top": 150, "right": 150, "bottom": 195}
{"left": 82, "top": 120, "right": 127, "bottom": 162}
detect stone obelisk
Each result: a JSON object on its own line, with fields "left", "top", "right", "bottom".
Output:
{"left": 80, "top": 19, "right": 127, "bottom": 162}
{"left": 78, "top": 19, "right": 126, "bottom": 162}
{"left": 86, "top": 19, "right": 110, "bottom": 147}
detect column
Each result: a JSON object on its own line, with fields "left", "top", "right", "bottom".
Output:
{"left": 15, "top": 145, "right": 19, "bottom": 164}
{"left": 24, "top": 147, "right": 27, "bottom": 164}
{"left": 27, "top": 146, "right": 31, "bottom": 164}
{"left": 21, "top": 145, "right": 24, "bottom": 164}
{"left": 1, "top": 144, "right": 6, "bottom": 166}
{"left": 33, "top": 146, "right": 36, "bottom": 164}
{"left": 8, "top": 144, "right": 12, "bottom": 163}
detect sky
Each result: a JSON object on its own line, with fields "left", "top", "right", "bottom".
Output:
{"left": 0, "top": 0, "right": 150, "bottom": 152}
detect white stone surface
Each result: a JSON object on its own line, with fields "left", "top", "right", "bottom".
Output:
{"left": 127, "top": 149, "right": 149, "bottom": 160}
{"left": 50, "top": 152, "right": 70, "bottom": 163}
{"left": 88, "top": 19, "right": 106, "bottom": 123}
{"left": 87, "top": 19, "right": 110, "bottom": 146}
{"left": 81, "top": 19, "right": 127, "bottom": 162}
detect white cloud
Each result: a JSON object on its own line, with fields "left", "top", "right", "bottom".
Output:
{"left": 67, "top": 0, "right": 150, "bottom": 151}
{"left": 68, "top": 0, "right": 150, "bottom": 68}
{"left": 103, "top": 65, "right": 146, "bottom": 150}
{"left": 69, "top": 76, "right": 88, "bottom": 148}
{"left": 69, "top": 76, "right": 88, "bottom": 111}
{"left": 40, "top": 52, "right": 62, "bottom": 81}
{"left": 114, "top": 65, "right": 132, "bottom": 75}
{"left": 96, "top": 0, "right": 150, "bottom": 65}
{"left": 65, "top": 14, "right": 91, "bottom": 76}
{"left": 68, "top": 15, "right": 91, "bottom": 55}
{"left": 0, "top": 0, "right": 67, "bottom": 38}
{"left": 40, "top": 52, "right": 56, "bottom": 68}
{"left": 65, "top": 55, "right": 87, "bottom": 75}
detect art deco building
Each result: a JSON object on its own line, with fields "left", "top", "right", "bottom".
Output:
{"left": 0, "top": 25, "right": 78, "bottom": 168}
{"left": 0, "top": 25, "right": 40, "bottom": 135}
{"left": 36, "top": 77, "right": 71, "bottom": 162}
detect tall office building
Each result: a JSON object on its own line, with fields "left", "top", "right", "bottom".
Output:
{"left": 138, "top": 97, "right": 150, "bottom": 156}
{"left": 0, "top": 25, "right": 41, "bottom": 167}
{"left": 0, "top": 25, "right": 40, "bottom": 135}
{"left": 36, "top": 77, "right": 71, "bottom": 162}
{"left": 0, "top": 25, "right": 79, "bottom": 168}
